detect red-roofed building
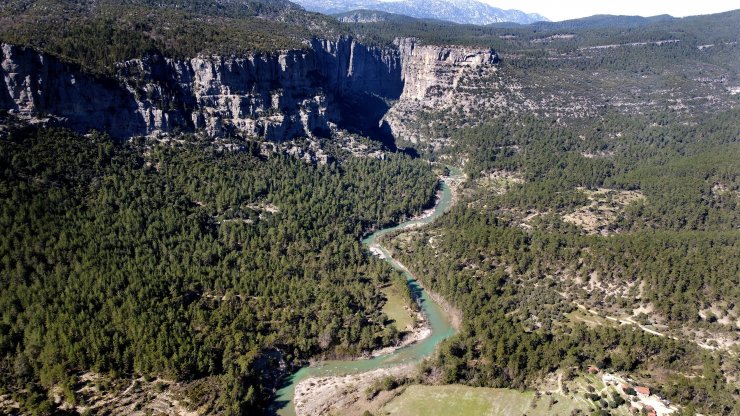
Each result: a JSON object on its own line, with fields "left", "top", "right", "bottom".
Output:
{"left": 645, "top": 405, "right": 657, "bottom": 416}
{"left": 635, "top": 386, "right": 650, "bottom": 396}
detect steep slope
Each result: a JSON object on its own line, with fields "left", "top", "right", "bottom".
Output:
{"left": 372, "top": 10, "right": 740, "bottom": 152}
{"left": 1, "top": 38, "right": 497, "bottom": 141}
{"left": 0, "top": 0, "right": 345, "bottom": 72}
{"left": 0, "top": 0, "right": 500, "bottom": 143}
{"left": 0, "top": 39, "right": 402, "bottom": 140}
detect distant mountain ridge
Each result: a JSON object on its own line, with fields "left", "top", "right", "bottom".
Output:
{"left": 488, "top": 13, "right": 677, "bottom": 29}
{"left": 334, "top": 9, "right": 434, "bottom": 23}
{"left": 295, "top": 0, "right": 548, "bottom": 25}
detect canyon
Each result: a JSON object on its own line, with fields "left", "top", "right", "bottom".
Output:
{"left": 0, "top": 38, "right": 497, "bottom": 142}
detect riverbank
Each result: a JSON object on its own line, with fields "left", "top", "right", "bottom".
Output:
{"left": 294, "top": 364, "right": 415, "bottom": 416}
{"left": 373, "top": 236, "right": 464, "bottom": 332}
{"left": 367, "top": 316, "right": 431, "bottom": 358}
{"left": 289, "top": 170, "right": 465, "bottom": 416}
{"left": 415, "top": 279, "right": 463, "bottom": 331}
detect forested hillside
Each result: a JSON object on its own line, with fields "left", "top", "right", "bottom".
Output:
{"left": 368, "top": 11, "right": 739, "bottom": 415}
{"left": 0, "top": 1, "right": 738, "bottom": 415}
{"left": 386, "top": 104, "right": 740, "bottom": 415}
{"left": 0, "top": 0, "right": 344, "bottom": 73}
{"left": 0, "top": 115, "right": 436, "bottom": 413}
{"left": 348, "top": 9, "right": 740, "bottom": 49}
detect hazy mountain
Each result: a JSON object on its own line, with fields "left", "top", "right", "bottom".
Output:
{"left": 333, "top": 9, "right": 435, "bottom": 23}
{"left": 490, "top": 13, "right": 677, "bottom": 30}
{"left": 295, "top": 0, "right": 549, "bottom": 24}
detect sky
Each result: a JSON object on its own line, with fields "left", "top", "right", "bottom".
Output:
{"left": 481, "top": 0, "right": 740, "bottom": 21}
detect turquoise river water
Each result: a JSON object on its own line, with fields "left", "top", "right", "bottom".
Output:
{"left": 272, "top": 167, "right": 461, "bottom": 416}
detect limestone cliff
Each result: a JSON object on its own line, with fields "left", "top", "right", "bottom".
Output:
{"left": 395, "top": 38, "right": 498, "bottom": 101}
{"left": 1, "top": 43, "right": 147, "bottom": 136}
{"left": 383, "top": 38, "right": 499, "bottom": 148}
{"left": 1, "top": 38, "right": 496, "bottom": 142}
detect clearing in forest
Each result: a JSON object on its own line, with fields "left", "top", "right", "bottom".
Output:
{"left": 381, "top": 384, "right": 585, "bottom": 416}
{"left": 381, "top": 286, "right": 416, "bottom": 331}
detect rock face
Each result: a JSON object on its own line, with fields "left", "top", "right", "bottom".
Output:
{"left": 395, "top": 38, "right": 498, "bottom": 101}
{"left": 383, "top": 39, "right": 499, "bottom": 147}
{"left": 0, "top": 43, "right": 147, "bottom": 136}
{"left": 1, "top": 38, "right": 496, "bottom": 142}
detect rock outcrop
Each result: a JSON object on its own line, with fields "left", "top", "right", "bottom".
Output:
{"left": 1, "top": 43, "right": 147, "bottom": 136}
{"left": 383, "top": 39, "right": 499, "bottom": 147}
{"left": 1, "top": 38, "right": 496, "bottom": 142}
{"left": 395, "top": 38, "right": 498, "bottom": 101}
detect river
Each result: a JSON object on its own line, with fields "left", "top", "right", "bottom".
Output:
{"left": 272, "top": 166, "right": 461, "bottom": 416}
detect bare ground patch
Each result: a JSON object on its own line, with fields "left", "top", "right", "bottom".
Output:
{"left": 562, "top": 187, "right": 645, "bottom": 234}
{"left": 48, "top": 372, "right": 216, "bottom": 416}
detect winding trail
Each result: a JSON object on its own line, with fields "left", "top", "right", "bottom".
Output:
{"left": 271, "top": 166, "right": 463, "bottom": 416}
{"left": 574, "top": 303, "right": 737, "bottom": 356}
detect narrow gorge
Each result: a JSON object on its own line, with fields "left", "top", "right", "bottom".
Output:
{"left": 1, "top": 38, "right": 497, "bottom": 143}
